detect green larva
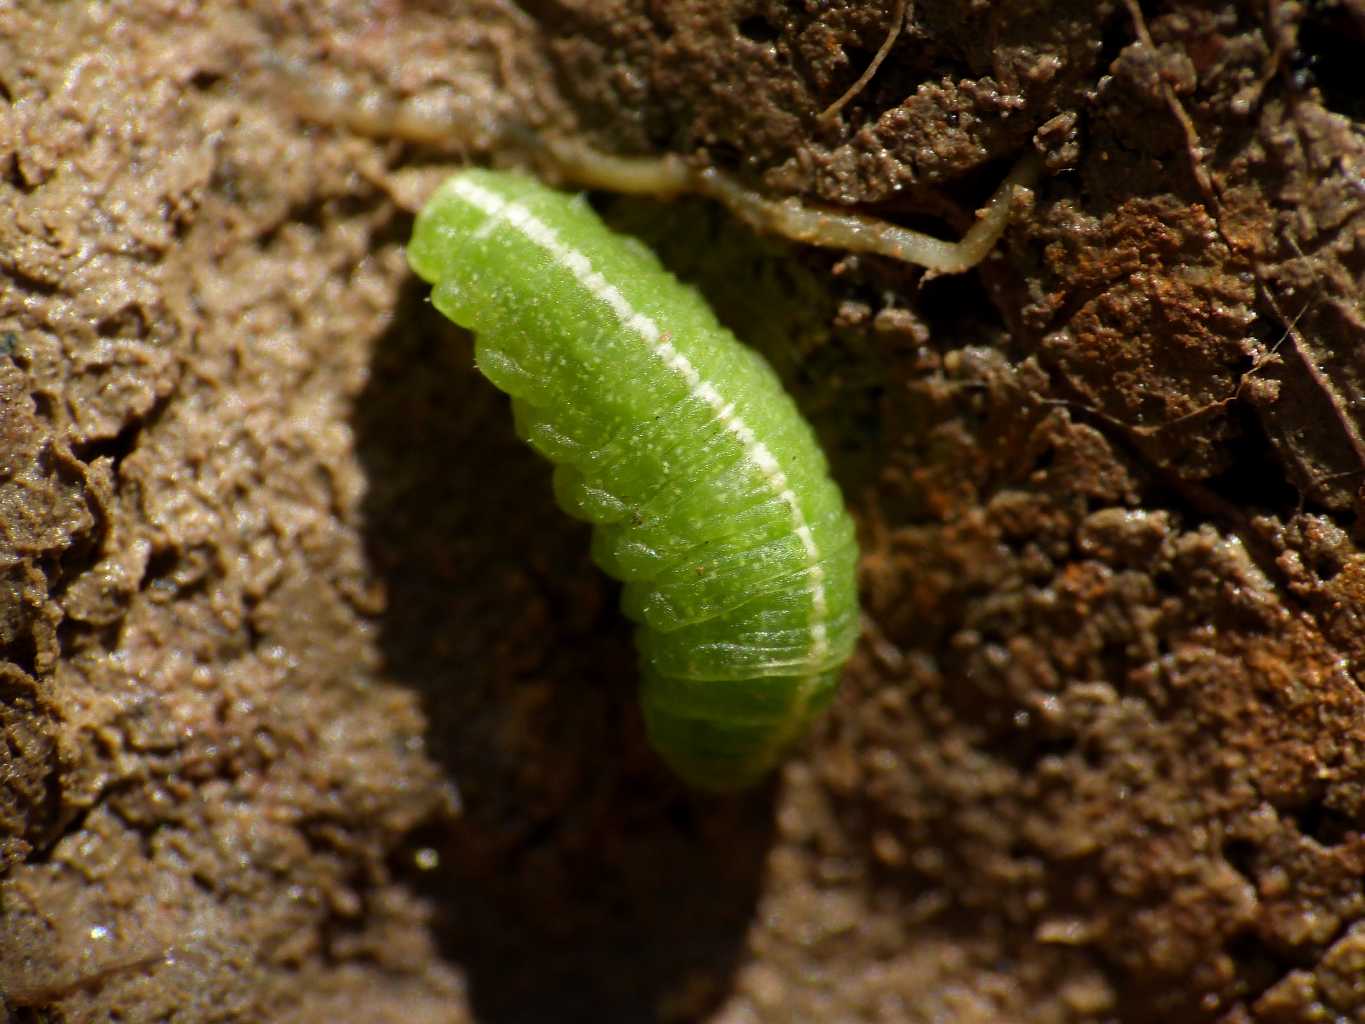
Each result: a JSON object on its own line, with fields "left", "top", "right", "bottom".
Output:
{"left": 408, "top": 170, "right": 860, "bottom": 789}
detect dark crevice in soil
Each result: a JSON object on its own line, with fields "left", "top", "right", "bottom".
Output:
{"left": 736, "top": 13, "right": 780, "bottom": 45}
{"left": 2, "top": 630, "right": 42, "bottom": 681}
{"left": 69, "top": 396, "right": 162, "bottom": 472}
{"left": 1292, "top": 0, "right": 1365, "bottom": 120}
{"left": 1188, "top": 403, "right": 1306, "bottom": 517}
{"left": 1287, "top": 796, "right": 1359, "bottom": 849}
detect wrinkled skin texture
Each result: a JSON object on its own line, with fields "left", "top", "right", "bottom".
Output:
{"left": 1, "top": 1, "right": 1363, "bottom": 1022}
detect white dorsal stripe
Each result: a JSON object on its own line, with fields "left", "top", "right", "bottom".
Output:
{"left": 449, "top": 175, "right": 831, "bottom": 664}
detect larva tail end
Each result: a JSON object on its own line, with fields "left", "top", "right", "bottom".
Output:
{"left": 640, "top": 668, "right": 841, "bottom": 790}
{"left": 642, "top": 707, "right": 784, "bottom": 791}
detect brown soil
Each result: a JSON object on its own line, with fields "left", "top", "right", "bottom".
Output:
{"left": 2, "top": 1, "right": 1364, "bottom": 1022}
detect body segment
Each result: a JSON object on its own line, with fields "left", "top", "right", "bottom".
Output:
{"left": 408, "top": 170, "right": 860, "bottom": 788}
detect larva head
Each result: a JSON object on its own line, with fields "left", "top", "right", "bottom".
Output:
{"left": 407, "top": 174, "right": 506, "bottom": 333}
